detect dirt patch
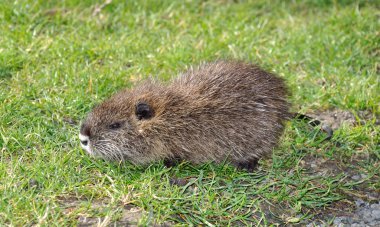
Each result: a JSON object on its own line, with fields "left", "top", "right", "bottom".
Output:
{"left": 57, "top": 195, "right": 174, "bottom": 226}
{"left": 76, "top": 204, "right": 144, "bottom": 227}
{"left": 301, "top": 151, "right": 379, "bottom": 199}
{"left": 308, "top": 109, "right": 379, "bottom": 130}
{"left": 301, "top": 155, "right": 344, "bottom": 176}
{"left": 298, "top": 150, "right": 380, "bottom": 225}
{"left": 56, "top": 196, "right": 147, "bottom": 226}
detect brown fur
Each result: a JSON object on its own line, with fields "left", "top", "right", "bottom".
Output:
{"left": 80, "top": 61, "right": 291, "bottom": 169}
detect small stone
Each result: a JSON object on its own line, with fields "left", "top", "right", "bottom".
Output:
{"left": 372, "top": 209, "right": 380, "bottom": 218}
{"left": 169, "top": 177, "right": 189, "bottom": 186}
{"left": 360, "top": 174, "right": 367, "bottom": 179}
{"left": 333, "top": 217, "right": 344, "bottom": 225}
{"left": 346, "top": 217, "right": 353, "bottom": 224}
{"left": 363, "top": 213, "right": 374, "bottom": 223}
{"left": 351, "top": 175, "right": 361, "bottom": 180}
{"left": 63, "top": 117, "right": 77, "bottom": 125}
{"left": 355, "top": 199, "right": 366, "bottom": 207}
{"left": 286, "top": 217, "right": 300, "bottom": 223}
{"left": 370, "top": 203, "right": 380, "bottom": 209}
{"left": 29, "top": 179, "right": 39, "bottom": 188}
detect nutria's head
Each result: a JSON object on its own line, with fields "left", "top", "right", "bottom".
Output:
{"left": 79, "top": 84, "right": 167, "bottom": 164}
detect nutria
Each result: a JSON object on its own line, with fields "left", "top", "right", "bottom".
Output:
{"left": 79, "top": 61, "right": 291, "bottom": 170}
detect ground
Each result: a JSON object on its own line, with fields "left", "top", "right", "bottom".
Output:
{"left": 0, "top": 0, "right": 379, "bottom": 226}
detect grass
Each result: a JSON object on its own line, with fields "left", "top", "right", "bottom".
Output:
{"left": 0, "top": 0, "right": 379, "bottom": 225}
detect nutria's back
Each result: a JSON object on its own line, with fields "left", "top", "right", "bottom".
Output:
{"left": 79, "top": 61, "right": 290, "bottom": 169}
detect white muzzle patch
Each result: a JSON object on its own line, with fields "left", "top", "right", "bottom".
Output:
{"left": 79, "top": 133, "right": 92, "bottom": 155}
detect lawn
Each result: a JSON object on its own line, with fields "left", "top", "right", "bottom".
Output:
{"left": 0, "top": 0, "right": 379, "bottom": 225}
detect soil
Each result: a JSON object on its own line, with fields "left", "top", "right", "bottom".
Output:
{"left": 303, "top": 108, "right": 380, "bottom": 226}
{"left": 308, "top": 109, "right": 380, "bottom": 130}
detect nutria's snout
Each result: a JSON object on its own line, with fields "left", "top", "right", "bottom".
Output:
{"left": 79, "top": 123, "right": 92, "bottom": 155}
{"left": 79, "top": 133, "right": 92, "bottom": 154}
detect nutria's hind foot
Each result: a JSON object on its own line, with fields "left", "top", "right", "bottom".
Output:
{"left": 235, "top": 158, "right": 259, "bottom": 172}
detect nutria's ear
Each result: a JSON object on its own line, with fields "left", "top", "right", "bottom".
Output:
{"left": 136, "top": 101, "right": 154, "bottom": 120}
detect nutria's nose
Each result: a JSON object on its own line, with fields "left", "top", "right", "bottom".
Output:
{"left": 79, "top": 134, "right": 89, "bottom": 147}
{"left": 81, "top": 139, "right": 88, "bottom": 146}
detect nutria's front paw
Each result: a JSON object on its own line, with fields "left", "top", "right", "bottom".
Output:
{"left": 163, "top": 157, "right": 182, "bottom": 168}
{"left": 235, "top": 158, "right": 259, "bottom": 172}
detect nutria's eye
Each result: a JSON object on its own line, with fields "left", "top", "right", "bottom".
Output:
{"left": 80, "top": 123, "right": 91, "bottom": 137}
{"left": 109, "top": 122, "right": 122, "bottom": 130}
{"left": 136, "top": 101, "right": 154, "bottom": 120}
